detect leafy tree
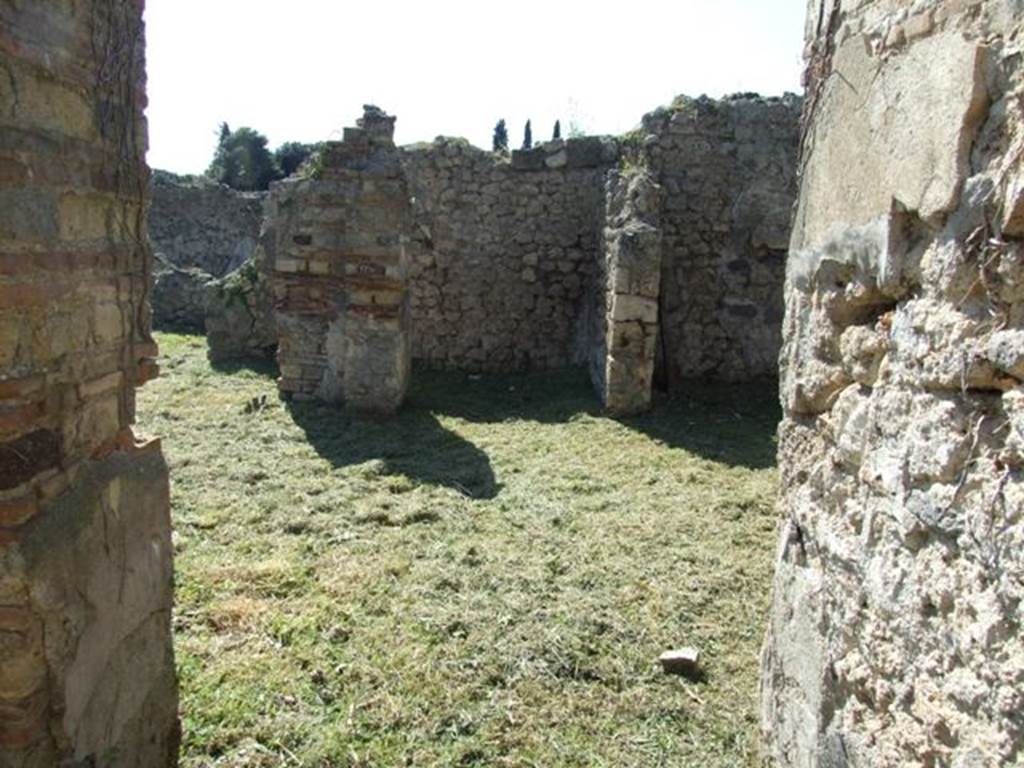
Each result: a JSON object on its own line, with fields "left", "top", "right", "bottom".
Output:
{"left": 522, "top": 119, "right": 532, "bottom": 150}
{"left": 492, "top": 119, "right": 509, "bottom": 153}
{"left": 553, "top": 120, "right": 561, "bottom": 140}
{"left": 207, "top": 124, "right": 279, "bottom": 191}
{"left": 274, "top": 142, "right": 321, "bottom": 178}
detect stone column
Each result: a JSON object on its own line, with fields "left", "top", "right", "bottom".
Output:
{"left": 593, "top": 169, "right": 662, "bottom": 415}
{"left": 271, "top": 106, "right": 411, "bottom": 413}
{"left": 0, "top": 2, "right": 178, "bottom": 765}
{"left": 762, "top": 2, "right": 1024, "bottom": 766}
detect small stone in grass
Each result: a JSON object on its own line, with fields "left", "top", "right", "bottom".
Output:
{"left": 659, "top": 647, "right": 700, "bottom": 676}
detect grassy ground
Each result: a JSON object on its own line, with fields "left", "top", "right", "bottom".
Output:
{"left": 137, "top": 332, "right": 781, "bottom": 768}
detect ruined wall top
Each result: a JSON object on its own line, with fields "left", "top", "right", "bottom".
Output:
{"left": 356, "top": 104, "right": 397, "bottom": 143}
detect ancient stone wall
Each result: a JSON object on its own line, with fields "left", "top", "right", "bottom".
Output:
{"left": 401, "top": 136, "right": 617, "bottom": 372}
{"left": 155, "top": 98, "right": 800, "bottom": 405}
{"left": 147, "top": 179, "right": 275, "bottom": 359}
{"left": 149, "top": 180, "right": 264, "bottom": 277}
{"left": 0, "top": 1, "right": 178, "bottom": 765}
{"left": 762, "top": 1, "right": 1024, "bottom": 765}
{"left": 638, "top": 95, "right": 801, "bottom": 385}
{"left": 271, "top": 107, "right": 412, "bottom": 413}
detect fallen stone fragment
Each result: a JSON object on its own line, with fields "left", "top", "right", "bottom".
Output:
{"left": 659, "top": 648, "right": 700, "bottom": 676}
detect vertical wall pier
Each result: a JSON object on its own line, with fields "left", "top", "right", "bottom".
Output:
{"left": 592, "top": 170, "right": 663, "bottom": 415}
{"left": 271, "top": 106, "right": 412, "bottom": 413}
{"left": 0, "top": 2, "right": 178, "bottom": 765}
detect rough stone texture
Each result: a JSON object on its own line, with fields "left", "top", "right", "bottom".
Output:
{"left": 402, "top": 136, "right": 618, "bottom": 372}
{"left": 151, "top": 252, "right": 215, "bottom": 330}
{"left": 203, "top": 244, "right": 278, "bottom": 362}
{"left": 762, "top": 2, "right": 1024, "bottom": 766}
{"left": 0, "top": 1, "right": 178, "bottom": 765}
{"left": 593, "top": 169, "right": 663, "bottom": 415}
{"left": 271, "top": 106, "right": 412, "bottom": 412}
{"left": 148, "top": 179, "right": 276, "bottom": 359}
{"left": 637, "top": 94, "right": 801, "bottom": 385}
{"left": 149, "top": 179, "right": 264, "bottom": 277}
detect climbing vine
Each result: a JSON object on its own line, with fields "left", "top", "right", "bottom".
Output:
{"left": 90, "top": 0, "right": 149, "bottom": 424}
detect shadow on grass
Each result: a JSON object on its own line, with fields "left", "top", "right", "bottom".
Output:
{"left": 411, "top": 366, "right": 778, "bottom": 470}
{"left": 623, "top": 377, "right": 780, "bottom": 470}
{"left": 411, "top": 366, "right": 601, "bottom": 424}
{"left": 287, "top": 399, "right": 500, "bottom": 500}
{"left": 279, "top": 364, "right": 774, "bottom": 488}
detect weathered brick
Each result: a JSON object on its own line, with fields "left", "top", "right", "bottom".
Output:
{"left": 58, "top": 192, "right": 112, "bottom": 241}
{"left": 92, "top": 302, "right": 124, "bottom": 344}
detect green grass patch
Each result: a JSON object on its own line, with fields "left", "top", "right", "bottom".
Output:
{"left": 139, "top": 332, "right": 781, "bottom": 768}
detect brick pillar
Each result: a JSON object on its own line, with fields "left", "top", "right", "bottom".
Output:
{"left": 0, "top": 2, "right": 178, "bottom": 765}
{"left": 271, "top": 106, "right": 412, "bottom": 413}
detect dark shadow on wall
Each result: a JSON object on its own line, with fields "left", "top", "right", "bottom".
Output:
{"left": 621, "top": 377, "right": 780, "bottom": 470}
{"left": 288, "top": 397, "right": 500, "bottom": 500}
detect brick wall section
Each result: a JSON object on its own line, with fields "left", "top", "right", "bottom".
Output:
{"left": 271, "top": 107, "right": 412, "bottom": 412}
{"left": 0, "top": 1, "right": 177, "bottom": 764}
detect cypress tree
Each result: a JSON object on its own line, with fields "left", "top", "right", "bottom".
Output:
{"left": 553, "top": 120, "right": 561, "bottom": 140}
{"left": 492, "top": 119, "right": 509, "bottom": 152}
{"left": 522, "top": 120, "right": 532, "bottom": 150}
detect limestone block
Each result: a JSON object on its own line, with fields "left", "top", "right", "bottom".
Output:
{"left": 610, "top": 294, "right": 658, "bottom": 324}
{"left": 58, "top": 194, "right": 114, "bottom": 242}
{"left": 794, "top": 30, "right": 989, "bottom": 251}
{"left": 92, "top": 302, "right": 125, "bottom": 344}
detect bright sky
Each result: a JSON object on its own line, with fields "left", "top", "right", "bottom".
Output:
{"left": 144, "top": 1, "right": 806, "bottom": 174}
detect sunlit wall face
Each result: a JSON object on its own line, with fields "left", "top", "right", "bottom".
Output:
{"left": 143, "top": 0, "right": 805, "bottom": 174}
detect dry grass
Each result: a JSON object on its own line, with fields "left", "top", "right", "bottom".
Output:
{"left": 137, "top": 332, "right": 781, "bottom": 768}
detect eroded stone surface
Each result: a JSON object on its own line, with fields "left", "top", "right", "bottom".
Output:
{"left": 640, "top": 94, "right": 801, "bottom": 384}
{"left": 763, "top": 2, "right": 1024, "bottom": 766}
